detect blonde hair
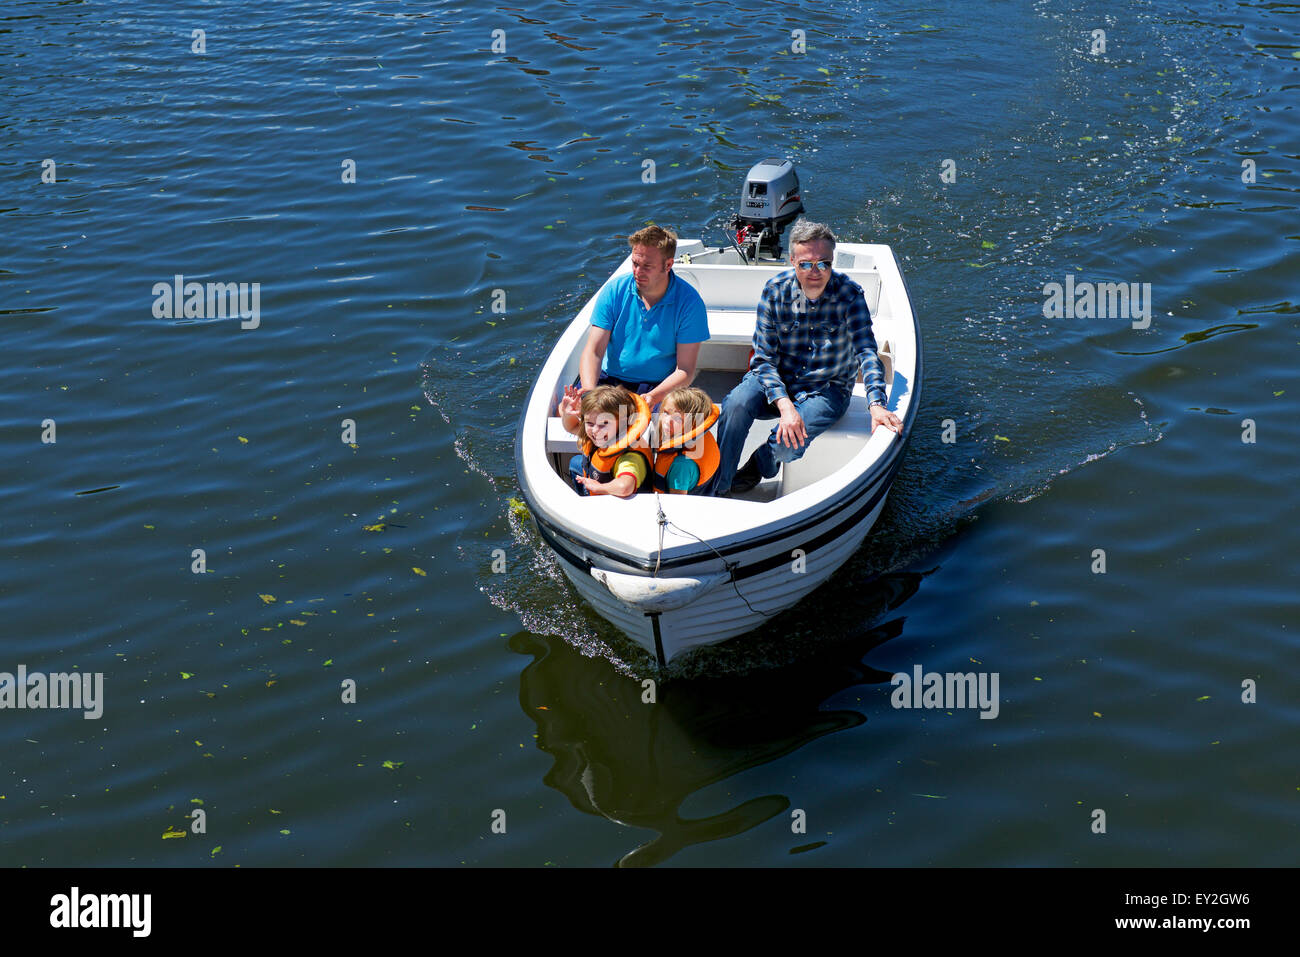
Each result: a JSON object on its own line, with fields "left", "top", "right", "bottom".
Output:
{"left": 664, "top": 386, "right": 712, "bottom": 417}
{"left": 627, "top": 224, "right": 677, "bottom": 260}
{"left": 580, "top": 384, "right": 634, "bottom": 419}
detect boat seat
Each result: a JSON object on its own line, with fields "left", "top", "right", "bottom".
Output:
{"left": 706, "top": 309, "right": 891, "bottom": 355}
{"left": 546, "top": 417, "right": 580, "bottom": 455}
{"left": 779, "top": 390, "right": 880, "bottom": 494}
{"left": 778, "top": 345, "right": 895, "bottom": 494}
{"left": 705, "top": 309, "right": 756, "bottom": 345}
{"left": 777, "top": 393, "right": 872, "bottom": 494}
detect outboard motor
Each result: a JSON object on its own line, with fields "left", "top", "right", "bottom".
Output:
{"left": 731, "top": 158, "right": 804, "bottom": 258}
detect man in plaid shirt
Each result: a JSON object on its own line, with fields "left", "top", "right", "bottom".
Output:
{"left": 712, "top": 220, "right": 903, "bottom": 496}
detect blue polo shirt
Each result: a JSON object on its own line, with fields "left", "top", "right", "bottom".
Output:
{"left": 591, "top": 271, "right": 709, "bottom": 384}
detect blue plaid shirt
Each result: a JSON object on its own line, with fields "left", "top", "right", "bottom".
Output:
{"left": 751, "top": 269, "right": 888, "bottom": 407}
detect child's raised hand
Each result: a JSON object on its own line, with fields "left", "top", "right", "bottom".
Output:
{"left": 559, "top": 385, "right": 581, "bottom": 417}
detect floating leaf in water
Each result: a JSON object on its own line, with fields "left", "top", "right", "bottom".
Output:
{"left": 382, "top": 760, "right": 404, "bottom": 770}
{"left": 238, "top": 436, "right": 249, "bottom": 444}
{"left": 181, "top": 672, "right": 193, "bottom": 679}
{"left": 269, "top": 809, "right": 281, "bottom": 814}
{"left": 791, "top": 841, "right": 828, "bottom": 854}
{"left": 191, "top": 798, "right": 204, "bottom": 805}
{"left": 279, "top": 829, "right": 291, "bottom": 835}
{"left": 323, "top": 659, "right": 333, "bottom": 667}
{"left": 981, "top": 240, "right": 996, "bottom": 249}
{"left": 211, "top": 846, "right": 222, "bottom": 857}
{"left": 1274, "top": 390, "right": 1284, "bottom": 397}
{"left": 1093, "top": 711, "right": 1102, "bottom": 717}
{"left": 162, "top": 826, "right": 186, "bottom": 840}
{"left": 289, "top": 619, "right": 306, "bottom": 626}
{"left": 1196, "top": 695, "right": 1211, "bottom": 701}
{"left": 259, "top": 594, "right": 276, "bottom": 604}
{"left": 995, "top": 435, "right": 1010, "bottom": 442}
{"left": 817, "top": 67, "right": 830, "bottom": 75}
{"left": 508, "top": 497, "right": 530, "bottom": 519}
{"left": 362, "top": 523, "right": 386, "bottom": 532}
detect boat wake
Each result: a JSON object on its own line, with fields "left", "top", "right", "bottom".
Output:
{"left": 421, "top": 349, "right": 653, "bottom": 677}
{"left": 1009, "top": 394, "right": 1163, "bottom": 505}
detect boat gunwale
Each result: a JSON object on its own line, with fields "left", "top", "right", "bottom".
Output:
{"left": 531, "top": 440, "right": 909, "bottom": 578}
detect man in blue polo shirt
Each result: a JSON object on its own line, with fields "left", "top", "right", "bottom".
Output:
{"left": 579, "top": 225, "right": 710, "bottom": 409}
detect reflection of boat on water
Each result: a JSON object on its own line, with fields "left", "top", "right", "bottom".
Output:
{"left": 515, "top": 160, "right": 922, "bottom": 668}
{"left": 510, "top": 571, "right": 922, "bottom": 866}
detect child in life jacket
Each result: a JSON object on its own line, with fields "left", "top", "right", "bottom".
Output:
{"left": 653, "top": 386, "right": 721, "bottom": 495}
{"left": 559, "top": 383, "right": 652, "bottom": 497}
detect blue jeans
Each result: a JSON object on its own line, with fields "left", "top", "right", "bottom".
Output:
{"left": 711, "top": 372, "right": 851, "bottom": 494}
{"left": 595, "top": 372, "right": 656, "bottom": 397}
{"left": 568, "top": 453, "right": 593, "bottom": 496}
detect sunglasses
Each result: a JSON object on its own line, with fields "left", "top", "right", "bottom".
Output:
{"left": 796, "top": 260, "right": 832, "bottom": 272}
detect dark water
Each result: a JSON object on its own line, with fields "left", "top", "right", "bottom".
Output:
{"left": 2, "top": 0, "right": 1296, "bottom": 866}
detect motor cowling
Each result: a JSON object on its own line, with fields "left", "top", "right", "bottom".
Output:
{"left": 736, "top": 158, "right": 804, "bottom": 255}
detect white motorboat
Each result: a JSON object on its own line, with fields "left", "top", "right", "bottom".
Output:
{"left": 514, "top": 161, "right": 921, "bottom": 667}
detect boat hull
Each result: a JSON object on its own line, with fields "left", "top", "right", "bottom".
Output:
{"left": 555, "top": 492, "right": 891, "bottom": 665}
{"left": 530, "top": 447, "right": 904, "bottom": 665}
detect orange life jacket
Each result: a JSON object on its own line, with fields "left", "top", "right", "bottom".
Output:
{"left": 652, "top": 403, "right": 721, "bottom": 494}
{"left": 579, "top": 392, "right": 653, "bottom": 494}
